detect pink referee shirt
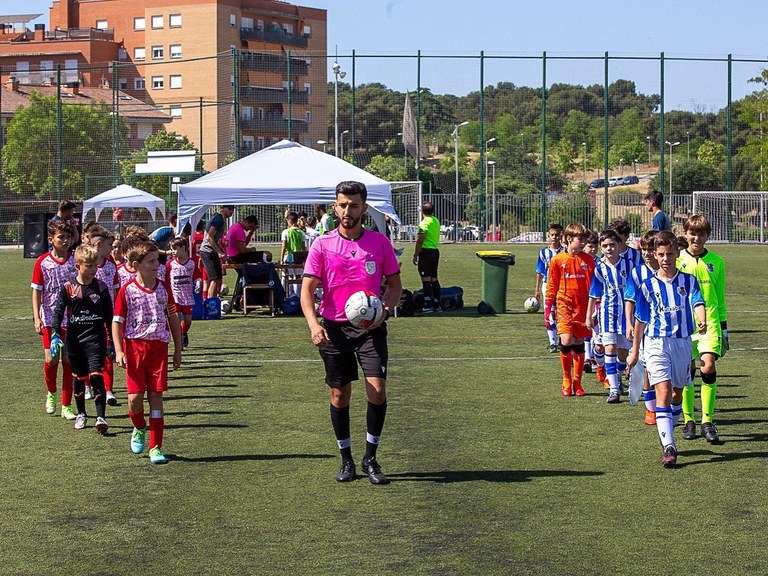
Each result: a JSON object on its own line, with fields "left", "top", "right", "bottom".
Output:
{"left": 225, "top": 222, "right": 248, "bottom": 258}
{"left": 303, "top": 228, "right": 399, "bottom": 322}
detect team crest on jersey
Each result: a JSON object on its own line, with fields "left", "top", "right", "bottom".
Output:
{"left": 580, "top": 263, "right": 589, "bottom": 271}
{"left": 365, "top": 261, "right": 376, "bottom": 275}
{"left": 677, "top": 286, "right": 687, "bottom": 296}
{"left": 706, "top": 262, "right": 714, "bottom": 272}
{"left": 89, "top": 293, "right": 100, "bottom": 303}
{"left": 620, "top": 269, "right": 627, "bottom": 277}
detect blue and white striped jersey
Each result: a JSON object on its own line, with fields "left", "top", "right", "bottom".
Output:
{"left": 621, "top": 246, "right": 644, "bottom": 268}
{"left": 536, "top": 245, "right": 564, "bottom": 282}
{"left": 624, "top": 263, "right": 656, "bottom": 304}
{"left": 589, "top": 256, "right": 633, "bottom": 333}
{"left": 635, "top": 271, "right": 705, "bottom": 338}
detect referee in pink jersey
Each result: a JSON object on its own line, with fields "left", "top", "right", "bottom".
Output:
{"left": 301, "top": 181, "right": 402, "bottom": 485}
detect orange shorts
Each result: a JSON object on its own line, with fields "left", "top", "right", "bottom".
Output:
{"left": 124, "top": 339, "right": 168, "bottom": 395}
{"left": 556, "top": 305, "right": 591, "bottom": 339}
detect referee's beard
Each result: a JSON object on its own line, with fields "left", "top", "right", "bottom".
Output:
{"left": 340, "top": 216, "right": 361, "bottom": 230}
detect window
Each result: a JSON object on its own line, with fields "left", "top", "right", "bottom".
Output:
{"left": 170, "top": 106, "right": 182, "bottom": 118}
{"left": 96, "top": 19, "right": 108, "bottom": 30}
{"left": 16, "top": 61, "right": 29, "bottom": 84}
{"left": 257, "top": 136, "right": 265, "bottom": 150}
{"left": 134, "top": 77, "right": 146, "bottom": 90}
{"left": 152, "top": 75, "right": 164, "bottom": 89}
{"left": 243, "top": 136, "right": 254, "bottom": 151}
{"left": 134, "top": 17, "right": 145, "bottom": 30}
{"left": 242, "top": 106, "right": 253, "bottom": 121}
{"left": 169, "top": 13, "right": 182, "bottom": 27}
{"left": 282, "top": 23, "right": 294, "bottom": 35}
{"left": 170, "top": 44, "right": 182, "bottom": 59}
{"left": 169, "top": 75, "right": 182, "bottom": 89}
{"left": 64, "top": 59, "right": 78, "bottom": 83}
{"left": 242, "top": 17, "right": 253, "bottom": 30}
{"left": 303, "top": 25, "right": 311, "bottom": 37}
{"left": 134, "top": 47, "right": 146, "bottom": 61}
{"left": 118, "top": 78, "right": 127, "bottom": 90}
{"left": 230, "top": 14, "right": 236, "bottom": 27}
{"left": 118, "top": 47, "right": 128, "bottom": 61}
{"left": 151, "top": 15, "right": 163, "bottom": 29}
{"left": 257, "top": 19, "right": 264, "bottom": 31}
{"left": 152, "top": 45, "right": 164, "bottom": 59}
{"left": 40, "top": 60, "right": 53, "bottom": 83}
{"left": 257, "top": 108, "right": 264, "bottom": 120}
{"left": 305, "top": 110, "right": 312, "bottom": 123}
{"left": 304, "top": 82, "right": 311, "bottom": 95}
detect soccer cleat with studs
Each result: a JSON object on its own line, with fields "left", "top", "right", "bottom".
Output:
{"left": 644, "top": 409, "right": 657, "bottom": 425}
{"left": 130, "top": 427, "right": 148, "bottom": 454}
{"left": 548, "top": 344, "right": 559, "bottom": 354}
{"left": 362, "top": 457, "right": 390, "bottom": 485}
{"left": 606, "top": 390, "right": 620, "bottom": 404}
{"left": 682, "top": 421, "right": 696, "bottom": 440}
{"left": 149, "top": 446, "right": 168, "bottom": 464}
{"left": 335, "top": 459, "right": 356, "bottom": 483}
{"left": 573, "top": 384, "right": 586, "bottom": 397}
{"left": 106, "top": 391, "right": 118, "bottom": 406}
{"left": 661, "top": 445, "right": 677, "bottom": 468}
{"left": 95, "top": 417, "right": 109, "bottom": 435}
{"left": 74, "top": 413, "right": 87, "bottom": 430}
{"left": 61, "top": 404, "right": 77, "bottom": 421}
{"left": 701, "top": 422, "right": 720, "bottom": 443}
{"left": 44, "top": 392, "right": 56, "bottom": 414}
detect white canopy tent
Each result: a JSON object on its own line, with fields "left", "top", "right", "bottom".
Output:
{"left": 177, "top": 140, "right": 400, "bottom": 235}
{"left": 83, "top": 184, "right": 167, "bottom": 221}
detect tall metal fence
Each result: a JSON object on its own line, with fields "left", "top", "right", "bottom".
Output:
{"left": 2, "top": 50, "right": 768, "bottom": 247}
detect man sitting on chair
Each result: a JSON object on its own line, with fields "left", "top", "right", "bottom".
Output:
{"left": 226, "top": 215, "right": 272, "bottom": 265}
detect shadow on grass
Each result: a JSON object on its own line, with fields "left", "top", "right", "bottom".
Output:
{"left": 164, "top": 394, "right": 252, "bottom": 401}
{"left": 169, "top": 372, "right": 261, "bottom": 380}
{"left": 169, "top": 363, "right": 264, "bottom": 371}
{"left": 720, "top": 432, "right": 768, "bottom": 443}
{"left": 729, "top": 329, "right": 764, "bottom": 334}
{"left": 164, "top": 423, "right": 249, "bottom": 430}
{"left": 716, "top": 374, "right": 750, "bottom": 379}
{"left": 676, "top": 450, "right": 768, "bottom": 467}
{"left": 183, "top": 345, "right": 274, "bottom": 353}
{"left": 387, "top": 469, "right": 604, "bottom": 483}
{"left": 164, "top": 410, "right": 232, "bottom": 417}
{"left": 165, "top": 383, "right": 238, "bottom": 389}
{"left": 715, "top": 405, "right": 767, "bottom": 413}
{"left": 170, "top": 453, "right": 335, "bottom": 463}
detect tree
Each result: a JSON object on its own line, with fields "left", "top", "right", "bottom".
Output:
{"left": 121, "top": 130, "right": 199, "bottom": 199}
{"left": 697, "top": 140, "right": 727, "bottom": 169}
{"left": 648, "top": 159, "right": 723, "bottom": 194}
{"left": 365, "top": 154, "right": 408, "bottom": 181}
{"left": 2, "top": 92, "right": 127, "bottom": 199}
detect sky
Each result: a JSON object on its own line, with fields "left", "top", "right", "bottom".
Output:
{"left": 12, "top": 0, "right": 768, "bottom": 108}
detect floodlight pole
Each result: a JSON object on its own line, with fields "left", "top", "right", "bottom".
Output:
{"left": 332, "top": 56, "right": 346, "bottom": 157}
{"left": 453, "top": 121, "right": 469, "bottom": 242}
{"left": 666, "top": 140, "right": 680, "bottom": 194}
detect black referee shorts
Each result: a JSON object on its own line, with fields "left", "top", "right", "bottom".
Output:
{"left": 418, "top": 248, "right": 440, "bottom": 278}
{"left": 199, "top": 249, "right": 223, "bottom": 281}
{"left": 319, "top": 319, "right": 388, "bottom": 387}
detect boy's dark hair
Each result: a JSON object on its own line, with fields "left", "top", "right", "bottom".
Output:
{"left": 124, "top": 225, "right": 149, "bottom": 241}
{"left": 119, "top": 235, "right": 144, "bottom": 258}
{"left": 82, "top": 219, "right": 99, "bottom": 234}
{"left": 548, "top": 223, "right": 564, "bottom": 233}
{"left": 683, "top": 214, "right": 712, "bottom": 236}
{"left": 195, "top": 219, "right": 206, "bottom": 232}
{"left": 608, "top": 217, "right": 631, "bottom": 239}
{"left": 88, "top": 225, "right": 115, "bottom": 242}
{"left": 222, "top": 205, "right": 236, "bottom": 211}
{"left": 126, "top": 240, "right": 159, "bottom": 265}
{"left": 422, "top": 201, "right": 434, "bottom": 216}
{"left": 640, "top": 230, "right": 659, "bottom": 250}
{"left": 58, "top": 199, "right": 76, "bottom": 212}
{"left": 48, "top": 219, "right": 74, "bottom": 237}
{"left": 286, "top": 211, "right": 298, "bottom": 225}
{"left": 598, "top": 229, "right": 622, "bottom": 245}
{"left": 170, "top": 237, "right": 188, "bottom": 250}
{"left": 644, "top": 190, "right": 664, "bottom": 208}
{"left": 655, "top": 231, "right": 678, "bottom": 250}
{"left": 243, "top": 215, "right": 259, "bottom": 226}
{"left": 307, "top": 215, "right": 317, "bottom": 227}
{"left": 336, "top": 180, "right": 368, "bottom": 203}
{"left": 585, "top": 229, "right": 599, "bottom": 245}
{"left": 168, "top": 212, "right": 177, "bottom": 225}
{"left": 677, "top": 235, "right": 689, "bottom": 250}
{"left": 563, "top": 222, "right": 588, "bottom": 241}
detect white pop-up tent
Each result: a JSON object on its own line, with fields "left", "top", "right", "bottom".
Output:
{"left": 177, "top": 140, "right": 400, "bottom": 235}
{"left": 83, "top": 184, "right": 167, "bottom": 221}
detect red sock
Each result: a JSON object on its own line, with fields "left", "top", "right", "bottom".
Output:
{"left": 560, "top": 351, "right": 573, "bottom": 384}
{"left": 44, "top": 362, "right": 58, "bottom": 393}
{"left": 103, "top": 356, "right": 113, "bottom": 392}
{"left": 202, "top": 289, "right": 208, "bottom": 299}
{"left": 61, "top": 362, "right": 73, "bottom": 405}
{"left": 181, "top": 320, "right": 189, "bottom": 334}
{"left": 129, "top": 410, "right": 147, "bottom": 430}
{"left": 149, "top": 417, "right": 164, "bottom": 449}
{"left": 573, "top": 352, "right": 585, "bottom": 385}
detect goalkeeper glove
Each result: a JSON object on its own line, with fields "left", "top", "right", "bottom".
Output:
{"left": 544, "top": 301, "right": 555, "bottom": 328}
{"left": 108, "top": 341, "right": 116, "bottom": 362}
{"left": 722, "top": 329, "right": 729, "bottom": 357}
{"left": 49, "top": 333, "right": 64, "bottom": 358}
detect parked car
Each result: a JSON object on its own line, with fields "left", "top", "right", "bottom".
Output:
{"left": 622, "top": 175, "right": 639, "bottom": 185}
{"left": 460, "top": 226, "right": 481, "bottom": 241}
{"left": 588, "top": 178, "right": 606, "bottom": 189}
{"left": 608, "top": 177, "right": 623, "bottom": 187}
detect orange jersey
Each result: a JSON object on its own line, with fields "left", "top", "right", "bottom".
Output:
{"left": 545, "top": 251, "right": 595, "bottom": 336}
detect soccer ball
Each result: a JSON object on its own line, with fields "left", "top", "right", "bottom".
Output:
{"left": 219, "top": 283, "right": 229, "bottom": 297}
{"left": 221, "top": 300, "right": 232, "bottom": 315}
{"left": 524, "top": 297, "right": 540, "bottom": 313}
{"left": 344, "top": 290, "right": 384, "bottom": 329}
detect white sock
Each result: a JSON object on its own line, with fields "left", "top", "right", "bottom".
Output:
{"left": 605, "top": 353, "right": 619, "bottom": 391}
{"left": 656, "top": 406, "right": 675, "bottom": 448}
{"left": 546, "top": 329, "right": 557, "bottom": 346}
{"left": 671, "top": 403, "right": 682, "bottom": 428}
{"left": 584, "top": 338, "right": 592, "bottom": 361}
{"left": 643, "top": 388, "right": 657, "bottom": 412}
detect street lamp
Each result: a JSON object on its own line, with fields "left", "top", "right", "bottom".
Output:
{"left": 332, "top": 60, "right": 346, "bottom": 157}
{"left": 316, "top": 139, "right": 327, "bottom": 153}
{"left": 666, "top": 140, "right": 680, "bottom": 194}
{"left": 340, "top": 129, "right": 349, "bottom": 159}
{"left": 646, "top": 135, "right": 651, "bottom": 164}
{"left": 686, "top": 131, "right": 690, "bottom": 160}
{"left": 487, "top": 160, "right": 496, "bottom": 239}
{"left": 582, "top": 142, "right": 587, "bottom": 181}
{"left": 619, "top": 158, "right": 624, "bottom": 177}
{"left": 453, "top": 121, "right": 469, "bottom": 242}
{"left": 484, "top": 137, "right": 496, "bottom": 235}
{"left": 520, "top": 133, "right": 525, "bottom": 151}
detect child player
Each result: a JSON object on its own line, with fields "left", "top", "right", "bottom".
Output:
{"left": 677, "top": 215, "right": 728, "bottom": 443}
{"left": 88, "top": 225, "right": 120, "bottom": 405}
{"left": 166, "top": 237, "right": 202, "bottom": 350}
{"left": 545, "top": 223, "right": 595, "bottom": 397}
{"left": 533, "top": 223, "right": 563, "bottom": 353}
{"left": 113, "top": 241, "right": 182, "bottom": 464}
{"left": 627, "top": 232, "right": 706, "bottom": 468}
{"left": 50, "top": 245, "right": 113, "bottom": 433}
{"left": 624, "top": 230, "right": 660, "bottom": 425}
{"left": 582, "top": 229, "right": 599, "bottom": 375}
{"left": 31, "top": 219, "right": 77, "bottom": 419}
{"left": 586, "top": 230, "right": 632, "bottom": 404}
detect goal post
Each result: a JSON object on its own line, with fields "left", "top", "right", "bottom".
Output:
{"left": 389, "top": 180, "right": 422, "bottom": 242}
{"left": 692, "top": 191, "right": 768, "bottom": 243}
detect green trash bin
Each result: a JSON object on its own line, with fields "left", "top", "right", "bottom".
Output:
{"left": 476, "top": 250, "right": 515, "bottom": 314}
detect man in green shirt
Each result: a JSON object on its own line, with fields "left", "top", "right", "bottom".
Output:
{"left": 676, "top": 214, "right": 729, "bottom": 443}
{"left": 412, "top": 201, "right": 441, "bottom": 313}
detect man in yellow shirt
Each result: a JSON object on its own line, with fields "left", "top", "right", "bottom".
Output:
{"left": 412, "top": 201, "right": 441, "bottom": 313}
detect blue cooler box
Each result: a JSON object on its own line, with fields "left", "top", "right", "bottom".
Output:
{"left": 203, "top": 296, "right": 221, "bottom": 320}
{"left": 192, "top": 290, "right": 205, "bottom": 320}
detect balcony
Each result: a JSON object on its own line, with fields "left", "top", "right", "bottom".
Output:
{"left": 240, "top": 86, "right": 308, "bottom": 104}
{"left": 240, "top": 52, "right": 308, "bottom": 76}
{"left": 45, "top": 28, "right": 115, "bottom": 41}
{"left": 240, "top": 27, "right": 308, "bottom": 48}
{"left": 241, "top": 117, "right": 308, "bottom": 133}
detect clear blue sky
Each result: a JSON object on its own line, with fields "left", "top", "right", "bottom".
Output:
{"left": 14, "top": 0, "right": 768, "bottom": 107}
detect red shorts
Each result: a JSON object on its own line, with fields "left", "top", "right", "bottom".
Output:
{"left": 41, "top": 326, "right": 66, "bottom": 349}
{"left": 177, "top": 305, "right": 193, "bottom": 318}
{"left": 124, "top": 339, "right": 168, "bottom": 395}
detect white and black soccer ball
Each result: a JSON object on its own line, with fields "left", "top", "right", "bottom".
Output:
{"left": 524, "top": 296, "right": 540, "bottom": 313}
{"left": 221, "top": 300, "right": 232, "bottom": 315}
{"left": 345, "top": 290, "right": 384, "bottom": 329}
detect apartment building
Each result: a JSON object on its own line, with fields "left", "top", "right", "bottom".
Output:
{"left": 47, "top": 0, "right": 328, "bottom": 167}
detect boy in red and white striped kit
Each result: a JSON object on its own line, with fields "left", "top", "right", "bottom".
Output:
{"left": 31, "top": 219, "right": 78, "bottom": 419}
{"left": 166, "top": 237, "right": 202, "bottom": 350}
{"left": 112, "top": 241, "right": 182, "bottom": 464}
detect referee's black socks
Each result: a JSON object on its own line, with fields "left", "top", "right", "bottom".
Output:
{"left": 330, "top": 404, "right": 352, "bottom": 461}
{"left": 364, "top": 401, "right": 387, "bottom": 460}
